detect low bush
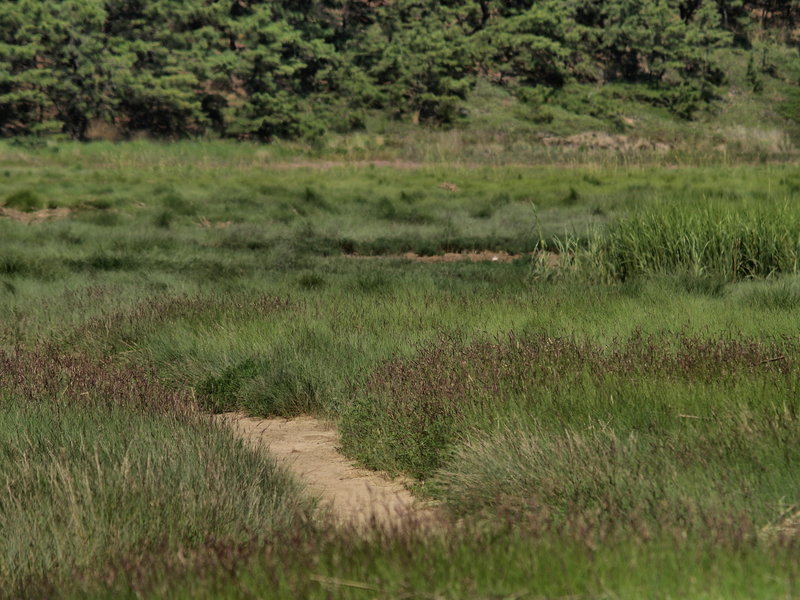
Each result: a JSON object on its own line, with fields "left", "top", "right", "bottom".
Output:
{"left": 4, "top": 189, "right": 43, "bottom": 211}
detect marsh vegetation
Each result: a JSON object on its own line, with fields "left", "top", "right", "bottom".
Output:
{"left": 1, "top": 141, "right": 799, "bottom": 598}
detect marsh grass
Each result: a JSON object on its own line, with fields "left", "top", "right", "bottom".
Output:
{"left": 3, "top": 142, "right": 800, "bottom": 597}
{"left": 46, "top": 511, "right": 800, "bottom": 599}
{"left": 5, "top": 141, "right": 800, "bottom": 266}
{"left": 0, "top": 345, "right": 192, "bottom": 412}
{"left": 729, "top": 275, "right": 800, "bottom": 310}
{"left": 3, "top": 189, "right": 43, "bottom": 211}
{"left": 341, "top": 332, "right": 800, "bottom": 478}
{"left": 0, "top": 399, "right": 314, "bottom": 598}
{"left": 596, "top": 203, "right": 800, "bottom": 280}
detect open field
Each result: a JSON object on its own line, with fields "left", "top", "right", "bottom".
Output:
{"left": 1, "top": 141, "right": 799, "bottom": 598}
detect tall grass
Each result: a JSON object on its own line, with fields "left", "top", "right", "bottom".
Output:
{"left": 337, "top": 330, "right": 800, "bottom": 562}
{"left": 341, "top": 332, "right": 800, "bottom": 479}
{"left": 596, "top": 203, "right": 800, "bottom": 280}
{"left": 53, "top": 511, "right": 800, "bottom": 599}
{"left": 0, "top": 400, "right": 313, "bottom": 598}
{"left": 0, "top": 344, "right": 312, "bottom": 597}
{"left": 3, "top": 144, "right": 800, "bottom": 597}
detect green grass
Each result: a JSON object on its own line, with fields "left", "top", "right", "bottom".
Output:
{"left": 595, "top": 202, "right": 800, "bottom": 280}
{"left": 63, "top": 526, "right": 800, "bottom": 599}
{"left": 0, "top": 398, "right": 313, "bottom": 598}
{"left": 2, "top": 141, "right": 800, "bottom": 597}
{"left": 3, "top": 189, "right": 43, "bottom": 211}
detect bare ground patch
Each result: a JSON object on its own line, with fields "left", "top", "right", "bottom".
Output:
{"left": 266, "top": 160, "right": 429, "bottom": 170}
{"left": 350, "top": 250, "right": 559, "bottom": 266}
{"left": 0, "top": 206, "right": 72, "bottom": 224}
{"left": 216, "top": 413, "right": 440, "bottom": 530}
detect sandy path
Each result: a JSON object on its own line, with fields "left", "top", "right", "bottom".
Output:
{"left": 216, "top": 413, "right": 438, "bottom": 529}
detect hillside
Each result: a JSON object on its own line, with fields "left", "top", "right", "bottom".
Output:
{"left": 2, "top": 0, "right": 800, "bottom": 155}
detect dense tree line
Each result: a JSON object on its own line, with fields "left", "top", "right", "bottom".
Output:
{"left": 0, "top": 0, "right": 794, "bottom": 140}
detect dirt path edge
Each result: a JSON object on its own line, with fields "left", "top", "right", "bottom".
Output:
{"left": 215, "top": 413, "right": 440, "bottom": 530}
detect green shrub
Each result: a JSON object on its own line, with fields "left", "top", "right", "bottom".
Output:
{"left": 0, "top": 254, "right": 27, "bottom": 275}
{"left": 4, "top": 190, "right": 43, "bottom": 212}
{"left": 197, "top": 353, "right": 321, "bottom": 416}
{"left": 161, "top": 192, "right": 196, "bottom": 216}
{"left": 470, "top": 193, "right": 511, "bottom": 219}
{"left": 154, "top": 209, "right": 174, "bottom": 229}
{"left": 68, "top": 252, "right": 138, "bottom": 272}
{"left": 85, "top": 198, "right": 112, "bottom": 210}
{"left": 302, "top": 187, "right": 333, "bottom": 212}
{"left": 297, "top": 271, "right": 326, "bottom": 289}
{"left": 89, "top": 211, "right": 120, "bottom": 227}
{"left": 197, "top": 358, "right": 262, "bottom": 412}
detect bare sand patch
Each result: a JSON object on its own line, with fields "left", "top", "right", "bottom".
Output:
{"left": 398, "top": 250, "right": 520, "bottom": 263}
{"left": 0, "top": 206, "right": 71, "bottom": 224}
{"left": 216, "top": 413, "right": 439, "bottom": 530}
{"left": 349, "top": 250, "right": 559, "bottom": 266}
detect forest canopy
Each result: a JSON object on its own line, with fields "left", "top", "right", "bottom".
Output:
{"left": 1, "top": 0, "right": 798, "bottom": 140}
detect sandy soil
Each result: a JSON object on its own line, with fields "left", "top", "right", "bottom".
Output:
{"left": 216, "top": 413, "right": 439, "bottom": 529}
{"left": 399, "top": 250, "right": 520, "bottom": 263}
{"left": 349, "top": 249, "right": 560, "bottom": 266}
{"left": 0, "top": 206, "right": 71, "bottom": 224}
{"left": 266, "top": 159, "right": 429, "bottom": 170}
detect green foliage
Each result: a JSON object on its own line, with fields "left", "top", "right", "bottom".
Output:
{"left": 225, "top": 12, "right": 338, "bottom": 140}
{"left": 477, "top": 2, "right": 570, "bottom": 87}
{"left": 596, "top": 203, "right": 800, "bottom": 280}
{"left": 0, "top": 0, "right": 119, "bottom": 138}
{"left": 365, "top": 2, "right": 477, "bottom": 123}
{"left": 4, "top": 189, "right": 42, "bottom": 211}
{"left": 778, "top": 87, "right": 800, "bottom": 124}
{"left": 153, "top": 209, "right": 174, "bottom": 229}
{"left": 161, "top": 192, "right": 196, "bottom": 216}
{"left": 0, "top": 398, "right": 312, "bottom": 596}
{"left": 0, "top": 0, "right": 778, "bottom": 138}
{"left": 746, "top": 53, "right": 765, "bottom": 93}
{"left": 4, "top": 147, "right": 800, "bottom": 595}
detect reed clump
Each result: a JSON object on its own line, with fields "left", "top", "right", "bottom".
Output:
{"left": 595, "top": 204, "right": 800, "bottom": 281}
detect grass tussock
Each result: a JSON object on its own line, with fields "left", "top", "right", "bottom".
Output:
{"left": 596, "top": 204, "right": 800, "bottom": 280}
{"left": 0, "top": 345, "right": 193, "bottom": 413}
{"left": 432, "top": 423, "right": 797, "bottom": 529}
{"left": 341, "top": 332, "right": 800, "bottom": 530}
{"left": 197, "top": 351, "right": 321, "bottom": 416}
{"left": 4, "top": 189, "right": 43, "bottom": 211}
{"left": 2, "top": 144, "right": 800, "bottom": 597}
{"left": 0, "top": 402, "right": 314, "bottom": 598}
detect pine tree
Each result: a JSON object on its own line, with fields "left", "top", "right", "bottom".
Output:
{"left": 476, "top": 1, "right": 570, "bottom": 87}
{"left": 0, "top": 0, "right": 120, "bottom": 139}
{"left": 226, "top": 3, "right": 338, "bottom": 140}
{"left": 366, "top": 1, "right": 476, "bottom": 124}
{"left": 0, "top": 0, "right": 763, "bottom": 138}
{"left": 0, "top": 2, "right": 51, "bottom": 135}
{"left": 106, "top": 0, "right": 214, "bottom": 136}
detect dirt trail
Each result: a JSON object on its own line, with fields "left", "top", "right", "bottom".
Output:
{"left": 216, "top": 413, "right": 438, "bottom": 529}
{"left": 348, "top": 250, "right": 561, "bottom": 266}
{"left": 0, "top": 206, "right": 72, "bottom": 224}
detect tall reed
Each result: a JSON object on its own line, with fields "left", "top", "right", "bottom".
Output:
{"left": 595, "top": 203, "right": 800, "bottom": 280}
